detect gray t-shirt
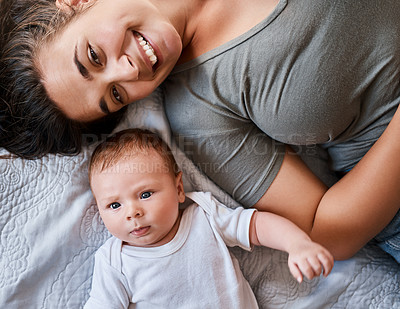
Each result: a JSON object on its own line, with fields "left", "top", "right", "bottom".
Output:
{"left": 163, "top": 0, "right": 400, "bottom": 207}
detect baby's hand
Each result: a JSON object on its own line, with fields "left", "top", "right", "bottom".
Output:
{"left": 287, "top": 241, "right": 334, "bottom": 283}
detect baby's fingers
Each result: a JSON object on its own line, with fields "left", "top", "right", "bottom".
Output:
{"left": 318, "top": 252, "right": 334, "bottom": 276}
{"left": 289, "top": 258, "right": 317, "bottom": 281}
{"left": 288, "top": 262, "right": 303, "bottom": 283}
{"left": 298, "top": 258, "right": 320, "bottom": 280}
{"left": 305, "top": 256, "right": 323, "bottom": 278}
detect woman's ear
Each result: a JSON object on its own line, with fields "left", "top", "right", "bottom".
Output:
{"left": 55, "top": 0, "right": 94, "bottom": 12}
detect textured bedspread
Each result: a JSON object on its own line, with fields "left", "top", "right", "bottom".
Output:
{"left": 1, "top": 90, "right": 399, "bottom": 308}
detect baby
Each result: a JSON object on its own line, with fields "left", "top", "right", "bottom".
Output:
{"left": 85, "top": 128, "right": 333, "bottom": 309}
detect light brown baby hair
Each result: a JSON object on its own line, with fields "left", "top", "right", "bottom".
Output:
{"left": 89, "top": 128, "right": 179, "bottom": 184}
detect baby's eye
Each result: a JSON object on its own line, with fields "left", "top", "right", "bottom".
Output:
{"left": 140, "top": 192, "right": 152, "bottom": 199}
{"left": 89, "top": 45, "right": 101, "bottom": 65}
{"left": 109, "top": 202, "right": 121, "bottom": 210}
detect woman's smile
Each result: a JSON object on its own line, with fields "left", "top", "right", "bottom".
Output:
{"left": 37, "top": 0, "right": 182, "bottom": 121}
{"left": 134, "top": 31, "right": 159, "bottom": 69}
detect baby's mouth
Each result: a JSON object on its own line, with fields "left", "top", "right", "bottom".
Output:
{"left": 131, "top": 226, "right": 150, "bottom": 237}
{"left": 134, "top": 31, "right": 158, "bottom": 67}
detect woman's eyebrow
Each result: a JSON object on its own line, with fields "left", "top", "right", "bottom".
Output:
{"left": 99, "top": 97, "right": 111, "bottom": 115}
{"left": 74, "top": 45, "right": 93, "bottom": 80}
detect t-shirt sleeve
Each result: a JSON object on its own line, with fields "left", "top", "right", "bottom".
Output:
{"left": 84, "top": 248, "right": 131, "bottom": 309}
{"left": 191, "top": 126, "right": 285, "bottom": 208}
{"left": 187, "top": 191, "right": 256, "bottom": 251}
{"left": 163, "top": 73, "right": 286, "bottom": 208}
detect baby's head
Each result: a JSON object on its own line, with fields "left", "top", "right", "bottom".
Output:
{"left": 89, "top": 128, "right": 185, "bottom": 247}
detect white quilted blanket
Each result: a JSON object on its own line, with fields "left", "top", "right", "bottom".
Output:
{"left": 1, "top": 90, "right": 399, "bottom": 308}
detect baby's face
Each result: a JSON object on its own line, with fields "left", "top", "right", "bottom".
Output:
{"left": 91, "top": 151, "right": 185, "bottom": 247}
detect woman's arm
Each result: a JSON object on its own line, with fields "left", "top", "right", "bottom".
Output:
{"left": 249, "top": 211, "right": 333, "bottom": 282}
{"left": 254, "top": 147, "right": 327, "bottom": 236}
{"left": 310, "top": 107, "right": 400, "bottom": 259}
{"left": 255, "top": 107, "right": 400, "bottom": 260}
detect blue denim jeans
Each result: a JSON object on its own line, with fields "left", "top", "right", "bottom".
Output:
{"left": 374, "top": 209, "right": 400, "bottom": 263}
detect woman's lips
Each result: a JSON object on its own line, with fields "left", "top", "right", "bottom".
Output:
{"left": 131, "top": 226, "right": 150, "bottom": 237}
{"left": 133, "top": 31, "right": 160, "bottom": 71}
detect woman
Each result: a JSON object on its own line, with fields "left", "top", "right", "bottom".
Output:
{"left": 1, "top": 0, "right": 400, "bottom": 262}
{"left": 0, "top": 0, "right": 127, "bottom": 158}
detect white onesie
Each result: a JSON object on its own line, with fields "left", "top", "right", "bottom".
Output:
{"left": 84, "top": 192, "right": 258, "bottom": 309}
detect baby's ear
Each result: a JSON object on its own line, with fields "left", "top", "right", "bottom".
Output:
{"left": 176, "top": 172, "right": 186, "bottom": 203}
{"left": 55, "top": 0, "right": 94, "bottom": 12}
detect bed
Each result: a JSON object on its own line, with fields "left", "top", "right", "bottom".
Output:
{"left": 1, "top": 90, "right": 400, "bottom": 308}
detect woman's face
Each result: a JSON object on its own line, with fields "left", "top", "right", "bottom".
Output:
{"left": 38, "top": 0, "right": 182, "bottom": 121}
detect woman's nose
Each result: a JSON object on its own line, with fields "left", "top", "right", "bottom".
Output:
{"left": 109, "top": 55, "right": 139, "bottom": 82}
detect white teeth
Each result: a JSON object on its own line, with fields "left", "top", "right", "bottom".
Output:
{"left": 135, "top": 32, "right": 158, "bottom": 66}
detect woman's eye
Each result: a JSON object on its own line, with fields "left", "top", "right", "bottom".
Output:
{"left": 89, "top": 45, "right": 101, "bottom": 65}
{"left": 140, "top": 192, "right": 152, "bottom": 199}
{"left": 109, "top": 202, "right": 121, "bottom": 210}
{"left": 112, "top": 86, "right": 123, "bottom": 103}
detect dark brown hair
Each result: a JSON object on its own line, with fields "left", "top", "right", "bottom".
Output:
{"left": 89, "top": 128, "right": 180, "bottom": 183}
{"left": 0, "top": 0, "right": 126, "bottom": 159}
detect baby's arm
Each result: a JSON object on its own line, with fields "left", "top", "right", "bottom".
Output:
{"left": 84, "top": 249, "right": 131, "bottom": 309}
{"left": 249, "top": 211, "right": 334, "bottom": 283}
